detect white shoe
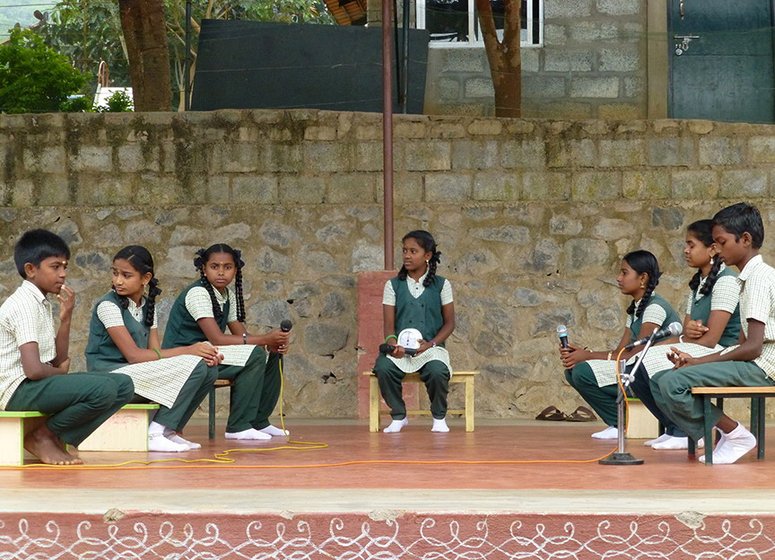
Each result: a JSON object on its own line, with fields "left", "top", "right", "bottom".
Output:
{"left": 431, "top": 418, "right": 450, "bottom": 433}
{"left": 259, "top": 425, "right": 290, "bottom": 437}
{"left": 383, "top": 418, "right": 408, "bottom": 433}
{"left": 699, "top": 424, "right": 756, "bottom": 464}
{"left": 652, "top": 436, "right": 690, "bottom": 450}
{"left": 591, "top": 426, "right": 619, "bottom": 440}
{"left": 225, "top": 428, "right": 272, "bottom": 441}
{"left": 148, "top": 432, "right": 189, "bottom": 452}
{"left": 644, "top": 433, "right": 672, "bottom": 447}
{"left": 165, "top": 432, "right": 202, "bottom": 450}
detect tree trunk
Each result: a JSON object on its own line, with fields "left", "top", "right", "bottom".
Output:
{"left": 475, "top": 0, "right": 521, "bottom": 118}
{"left": 118, "top": 0, "right": 171, "bottom": 111}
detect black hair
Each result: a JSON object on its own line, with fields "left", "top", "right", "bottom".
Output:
{"left": 623, "top": 250, "right": 661, "bottom": 318}
{"left": 193, "top": 243, "right": 245, "bottom": 322}
{"left": 686, "top": 219, "right": 723, "bottom": 297}
{"left": 113, "top": 245, "right": 161, "bottom": 327}
{"left": 14, "top": 229, "right": 70, "bottom": 279}
{"left": 712, "top": 202, "right": 764, "bottom": 249}
{"left": 397, "top": 230, "right": 442, "bottom": 287}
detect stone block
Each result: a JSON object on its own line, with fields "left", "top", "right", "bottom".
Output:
{"left": 501, "top": 139, "right": 546, "bottom": 169}
{"left": 571, "top": 171, "right": 622, "bottom": 200}
{"left": 394, "top": 121, "right": 428, "bottom": 139}
{"left": 23, "top": 147, "right": 65, "bottom": 173}
{"left": 648, "top": 137, "right": 696, "bottom": 167}
{"left": 441, "top": 48, "right": 487, "bottom": 73}
{"left": 562, "top": 238, "right": 610, "bottom": 270}
{"left": 303, "top": 141, "right": 352, "bottom": 173}
{"left": 749, "top": 136, "right": 775, "bottom": 163}
{"left": 720, "top": 170, "right": 768, "bottom": 198}
{"left": 569, "top": 22, "right": 619, "bottom": 42}
{"left": 549, "top": 214, "right": 583, "bottom": 236}
{"left": 403, "top": 140, "right": 451, "bottom": 171}
{"left": 464, "top": 78, "right": 495, "bottom": 99}
{"left": 303, "top": 126, "right": 337, "bottom": 141}
{"left": 543, "top": 24, "right": 568, "bottom": 46}
{"left": 570, "top": 77, "right": 619, "bottom": 98}
{"left": 596, "top": 0, "right": 640, "bottom": 15}
{"left": 544, "top": 0, "right": 592, "bottom": 18}
{"left": 472, "top": 171, "right": 520, "bottom": 201}
{"left": 544, "top": 50, "right": 594, "bottom": 72}
{"left": 355, "top": 142, "right": 383, "bottom": 172}
{"left": 424, "top": 173, "right": 471, "bottom": 201}
{"left": 437, "top": 78, "right": 461, "bottom": 101}
{"left": 260, "top": 144, "right": 302, "bottom": 173}
{"left": 599, "top": 139, "right": 646, "bottom": 167}
{"left": 451, "top": 140, "right": 499, "bottom": 170}
{"left": 622, "top": 170, "right": 670, "bottom": 199}
{"left": 599, "top": 47, "right": 640, "bottom": 72}
{"left": 467, "top": 119, "right": 503, "bottom": 136}
{"left": 522, "top": 172, "right": 570, "bottom": 201}
{"left": 327, "top": 173, "right": 377, "bottom": 204}
{"left": 117, "top": 145, "right": 159, "bottom": 172}
{"left": 279, "top": 175, "right": 326, "bottom": 204}
{"left": 232, "top": 175, "right": 278, "bottom": 204}
{"left": 623, "top": 76, "right": 645, "bottom": 98}
{"left": 39, "top": 176, "right": 72, "bottom": 205}
{"left": 671, "top": 170, "right": 719, "bottom": 199}
{"left": 72, "top": 147, "right": 113, "bottom": 172}
{"left": 699, "top": 137, "right": 745, "bottom": 165}
{"left": 521, "top": 49, "right": 540, "bottom": 72}
{"left": 522, "top": 76, "right": 566, "bottom": 98}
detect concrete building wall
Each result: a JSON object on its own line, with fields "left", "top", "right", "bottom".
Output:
{"left": 1, "top": 109, "right": 770, "bottom": 420}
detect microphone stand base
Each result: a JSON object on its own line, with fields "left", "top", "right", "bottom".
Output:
{"left": 599, "top": 452, "right": 644, "bottom": 465}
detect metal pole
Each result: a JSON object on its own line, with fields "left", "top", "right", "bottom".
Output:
{"left": 382, "top": 0, "right": 394, "bottom": 270}
{"left": 401, "top": 0, "right": 409, "bottom": 113}
{"left": 184, "top": 0, "right": 192, "bottom": 111}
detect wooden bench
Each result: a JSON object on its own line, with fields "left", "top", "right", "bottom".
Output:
{"left": 0, "top": 404, "right": 160, "bottom": 465}
{"left": 208, "top": 378, "right": 233, "bottom": 439}
{"left": 689, "top": 386, "right": 775, "bottom": 465}
{"left": 364, "top": 370, "right": 479, "bottom": 432}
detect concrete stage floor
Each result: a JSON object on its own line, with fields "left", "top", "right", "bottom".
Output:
{"left": 1, "top": 419, "right": 774, "bottom": 558}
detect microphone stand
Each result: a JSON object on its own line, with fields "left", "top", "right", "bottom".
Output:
{"left": 599, "top": 334, "right": 657, "bottom": 466}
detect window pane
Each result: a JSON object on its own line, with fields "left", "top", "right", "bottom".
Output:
{"left": 426, "top": 0, "right": 469, "bottom": 42}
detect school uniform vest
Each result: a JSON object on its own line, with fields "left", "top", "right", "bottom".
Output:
{"left": 391, "top": 275, "right": 445, "bottom": 345}
{"left": 162, "top": 280, "right": 230, "bottom": 349}
{"left": 690, "top": 267, "right": 741, "bottom": 347}
{"left": 628, "top": 293, "right": 681, "bottom": 343}
{"left": 85, "top": 291, "right": 149, "bottom": 371}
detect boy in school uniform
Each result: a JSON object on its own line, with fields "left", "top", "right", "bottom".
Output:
{"left": 652, "top": 203, "right": 775, "bottom": 464}
{"left": 0, "top": 229, "right": 134, "bottom": 465}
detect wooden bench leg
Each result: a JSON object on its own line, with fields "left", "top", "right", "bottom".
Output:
{"left": 208, "top": 386, "right": 216, "bottom": 440}
{"left": 465, "top": 377, "right": 475, "bottom": 432}
{"left": 369, "top": 375, "right": 380, "bottom": 433}
{"left": 703, "top": 396, "right": 713, "bottom": 465}
{"left": 755, "top": 396, "right": 765, "bottom": 460}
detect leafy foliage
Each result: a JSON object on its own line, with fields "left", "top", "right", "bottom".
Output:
{"left": 0, "top": 27, "right": 87, "bottom": 113}
{"left": 95, "top": 89, "right": 134, "bottom": 112}
{"left": 34, "top": 0, "right": 129, "bottom": 89}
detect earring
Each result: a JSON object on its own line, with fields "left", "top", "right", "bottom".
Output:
{"left": 640, "top": 283, "right": 645, "bottom": 289}
{"left": 425, "top": 260, "right": 429, "bottom": 265}
{"left": 710, "top": 256, "right": 715, "bottom": 266}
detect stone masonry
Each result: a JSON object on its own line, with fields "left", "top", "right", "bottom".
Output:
{"left": 1, "top": 109, "right": 772, "bottom": 421}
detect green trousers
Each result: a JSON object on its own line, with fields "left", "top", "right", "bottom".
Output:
{"left": 6, "top": 371, "right": 134, "bottom": 447}
{"left": 154, "top": 361, "right": 218, "bottom": 432}
{"left": 374, "top": 354, "right": 450, "bottom": 420}
{"left": 217, "top": 347, "right": 282, "bottom": 432}
{"left": 651, "top": 360, "right": 774, "bottom": 441}
{"left": 565, "top": 362, "right": 619, "bottom": 427}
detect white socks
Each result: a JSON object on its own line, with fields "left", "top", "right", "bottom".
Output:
{"left": 644, "top": 433, "right": 672, "bottom": 447}
{"left": 164, "top": 428, "right": 202, "bottom": 450}
{"left": 699, "top": 423, "right": 756, "bottom": 464}
{"left": 432, "top": 418, "right": 450, "bottom": 433}
{"left": 591, "top": 426, "right": 619, "bottom": 440}
{"left": 383, "top": 418, "right": 408, "bottom": 433}
{"left": 383, "top": 418, "right": 450, "bottom": 433}
{"left": 225, "top": 428, "right": 272, "bottom": 441}
{"left": 651, "top": 436, "right": 704, "bottom": 450}
{"left": 260, "top": 425, "right": 290, "bottom": 437}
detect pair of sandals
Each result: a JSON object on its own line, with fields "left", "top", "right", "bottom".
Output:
{"left": 535, "top": 405, "right": 596, "bottom": 422}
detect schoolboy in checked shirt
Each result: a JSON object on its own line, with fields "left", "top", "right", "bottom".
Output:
{"left": 0, "top": 230, "right": 133, "bottom": 465}
{"left": 651, "top": 203, "right": 775, "bottom": 464}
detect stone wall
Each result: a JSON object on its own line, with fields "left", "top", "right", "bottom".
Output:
{"left": 1, "top": 109, "right": 773, "bottom": 420}
{"left": 421, "top": 0, "right": 648, "bottom": 118}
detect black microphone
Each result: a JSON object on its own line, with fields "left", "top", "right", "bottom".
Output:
{"left": 379, "top": 343, "right": 417, "bottom": 357}
{"left": 280, "top": 319, "right": 293, "bottom": 332}
{"left": 557, "top": 324, "right": 569, "bottom": 349}
{"left": 624, "top": 322, "right": 682, "bottom": 350}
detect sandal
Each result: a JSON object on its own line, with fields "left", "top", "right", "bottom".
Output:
{"left": 535, "top": 405, "right": 567, "bottom": 421}
{"left": 566, "top": 405, "right": 597, "bottom": 422}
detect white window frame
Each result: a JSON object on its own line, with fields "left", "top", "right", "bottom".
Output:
{"left": 416, "top": 0, "right": 544, "bottom": 48}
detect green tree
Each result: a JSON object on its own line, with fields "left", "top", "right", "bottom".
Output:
{"left": 0, "top": 27, "right": 87, "bottom": 113}
{"left": 34, "top": 0, "right": 129, "bottom": 88}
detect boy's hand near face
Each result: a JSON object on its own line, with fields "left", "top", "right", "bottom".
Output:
{"left": 56, "top": 285, "right": 75, "bottom": 322}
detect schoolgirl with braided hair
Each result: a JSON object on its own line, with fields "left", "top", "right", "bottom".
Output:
{"left": 162, "top": 243, "right": 291, "bottom": 441}
{"left": 629, "top": 220, "right": 741, "bottom": 450}
{"left": 373, "top": 230, "right": 456, "bottom": 433}
{"left": 85, "top": 245, "right": 221, "bottom": 452}
{"left": 560, "top": 250, "right": 681, "bottom": 440}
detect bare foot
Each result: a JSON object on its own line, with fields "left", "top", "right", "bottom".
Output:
{"left": 25, "top": 425, "right": 83, "bottom": 465}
